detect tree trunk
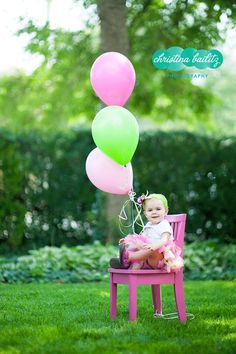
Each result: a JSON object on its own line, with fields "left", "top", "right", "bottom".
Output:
{"left": 97, "top": 0, "right": 129, "bottom": 55}
{"left": 97, "top": 0, "right": 130, "bottom": 242}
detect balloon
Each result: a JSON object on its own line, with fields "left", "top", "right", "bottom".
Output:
{"left": 85, "top": 148, "right": 133, "bottom": 194}
{"left": 92, "top": 106, "right": 139, "bottom": 165}
{"left": 90, "top": 52, "right": 136, "bottom": 106}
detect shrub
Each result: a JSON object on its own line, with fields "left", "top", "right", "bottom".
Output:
{"left": 133, "top": 131, "right": 236, "bottom": 244}
{"left": 0, "top": 242, "right": 117, "bottom": 283}
{"left": 0, "top": 129, "right": 236, "bottom": 251}
{"left": 0, "top": 241, "right": 235, "bottom": 283}
{"left": 0, "top": 129, "right": 107, "bottom": 251}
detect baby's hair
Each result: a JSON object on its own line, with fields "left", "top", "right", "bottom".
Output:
{"left": 143, "top": 193, "right": 168, "bottom": 210}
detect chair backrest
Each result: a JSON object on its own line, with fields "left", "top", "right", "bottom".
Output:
{"left": 165, "top": 214, "right": 187, "bottom": 252}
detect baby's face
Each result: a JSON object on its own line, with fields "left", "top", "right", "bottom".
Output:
{"left": 144, "top": 198, "right": 167, "bottom": 224}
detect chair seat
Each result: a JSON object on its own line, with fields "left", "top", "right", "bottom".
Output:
{"left": 108, "top": 267, "right": 170, "bottom": 274}
{"left": 109, "top": 267, "right": 176, "bottom": 286}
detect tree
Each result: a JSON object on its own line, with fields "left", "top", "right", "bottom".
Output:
{"left": 98, "top": 0, "right": 129, "bottom": 54}
{"left": 0, "top": 0, "right": 235, "bottom": 132}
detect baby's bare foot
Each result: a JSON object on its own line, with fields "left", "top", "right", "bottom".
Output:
{"left": 130, "top": 262, "right": 143, "bottom": 270}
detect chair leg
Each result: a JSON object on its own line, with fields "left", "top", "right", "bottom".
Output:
{"left": 152, "top": 284, "right": 162, "bottom": 314}
{"left": 174, "top": 271, "right": 187, "bottom": 322}
{"left": 128, "top": 276, "right": 137, "bottom": 321}
{"left": 110, "top": 273, "right": 117, "bottom": 319}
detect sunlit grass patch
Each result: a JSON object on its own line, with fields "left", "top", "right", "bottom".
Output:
{"left": 0, "top": 281, "right": 235, "bottom": 354}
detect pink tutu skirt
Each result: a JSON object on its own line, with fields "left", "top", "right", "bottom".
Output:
{"left": 123, "top": 234, "right": 150, "bottom": 250}
{"left": 159, "top": 240, "right": 184, "bottom": 272}
{"left": 123, "top": 234, "right": 183, "bottom": 272}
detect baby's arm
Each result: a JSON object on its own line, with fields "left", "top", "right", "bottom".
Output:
{"left": 143, "top": 232, "right": 170, "bottom": 251}
{"left": 119, "top": 237, "right": 147, "bottom": 249}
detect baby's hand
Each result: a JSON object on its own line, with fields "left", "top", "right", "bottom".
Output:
{"left": 143, "top": 244, "right": 154, "bottom": 251}
{"left": 138, "top": 242, "right": 147, "bottom": 250}
{"left": 119, "top": 238, "right": 126, "bottom": 245}
{"left": 135, "top": 241, "right": 146, "bottom": 249}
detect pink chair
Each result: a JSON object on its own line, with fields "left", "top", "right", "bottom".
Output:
{"left": 108, "top": 214, "right": 187, "bottom": 322}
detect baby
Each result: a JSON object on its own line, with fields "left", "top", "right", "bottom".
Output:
{"left": 110, "top": 193, "right": 183, "bottom": 272}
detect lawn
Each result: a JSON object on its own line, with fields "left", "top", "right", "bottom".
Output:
{"left": 0, "top": 280, "right": 235, "bottom": 354}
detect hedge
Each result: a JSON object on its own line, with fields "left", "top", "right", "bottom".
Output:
{"left": 133, "top": 131, "right": 236, "bottom": 244}
{"left": 0, "top": 129, "right": 105, "bottom": 251}
{"left": 0, "top": 129, "right": 235, "bottom": 251}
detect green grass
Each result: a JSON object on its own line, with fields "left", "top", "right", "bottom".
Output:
{"left": 0, "top": 281, "right": 235, "bottom": 354}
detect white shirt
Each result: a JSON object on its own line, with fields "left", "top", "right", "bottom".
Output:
{"left": 142, "top": 219, "right": 173, "bottom": 244}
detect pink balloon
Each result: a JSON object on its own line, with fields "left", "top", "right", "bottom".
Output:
{"left": 90, "top": 52, "right": 136, "bottom": 106}
{"left": 85, "top": 148, "right": 133, "bottom": 194}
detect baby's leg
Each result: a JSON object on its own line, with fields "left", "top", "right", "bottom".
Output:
{"left": 128, "top": 248, "right": 144, "bottom": 269}
{"left": 147, "top": 251, "right": 164, "bottom": 269}
{"left": 128, "top": 248, "right": 153, "bottom": 262}
{"left": 128, "top": 248, "right": 164, "bottom": 269}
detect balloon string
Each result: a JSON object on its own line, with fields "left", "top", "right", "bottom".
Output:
{"left": 118, "top": 190, "right": 145, "bottom": 235}
{"left": 131, "top": 195, "right": 134, "bottom": 233}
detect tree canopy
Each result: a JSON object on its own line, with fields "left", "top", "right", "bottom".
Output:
{"left": 0, "top": 0, "right": 235, "bottom": 133}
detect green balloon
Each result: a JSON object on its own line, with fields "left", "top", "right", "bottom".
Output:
{"left": 92, "top": 106, "right": 139, "bottom": 165}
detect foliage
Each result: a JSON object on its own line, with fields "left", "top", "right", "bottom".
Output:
{"left": 0, "top": 136, "right": 26, "bottom": 248}
{"left": 127, "top": 0, "right": 224, "bottom": 127}
{"left": 133, "top": 130, "right": 236, "bottom": 244}
{"left": 0, "top": 242, "right": 116, "bottom": 284}
{"left": 0, "top": 281, "right": 235, "bottom": 353}
{"left": 0, "top": 129, "right": 236, "bottom": 252}
{"left": 0, "top": 21, "right": 100, "bottom": 132}
{"left": 0, "top": 240, "right": 236, "bottom": 284}
{"left": 184, "top": 240, "right": 236, "bottom": 280}
{"left": 0, "top": 1, "right": 236, "bottom": 133}
{"left": 205, "top": 47, "right": 236, "bottom": 136}
{"left": 0, "top": 129, "right": 107, "bottom": 251}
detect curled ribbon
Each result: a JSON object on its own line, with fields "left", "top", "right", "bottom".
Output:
{"left": 118, "top": 190, "right": 148, "bottom": 235}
